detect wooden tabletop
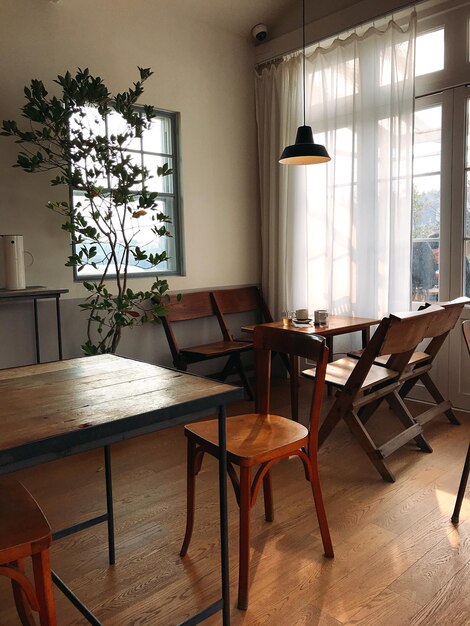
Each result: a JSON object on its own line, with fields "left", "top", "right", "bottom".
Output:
{"left": 241, "top": 315, "right": 381, "bottom": 337}
{"left": 0, "top": 354, "right": 243, "bottom": 473}
{"left": 0, "top": 286, "right": 69, "bottom": 299}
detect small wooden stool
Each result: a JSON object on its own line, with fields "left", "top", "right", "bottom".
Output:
{"left": 0, "top": 478, "right": 57, "bottom": 626}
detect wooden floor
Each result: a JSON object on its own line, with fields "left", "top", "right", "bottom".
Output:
{"left": 0, "top": 378, "right": 469, "bottom": 625}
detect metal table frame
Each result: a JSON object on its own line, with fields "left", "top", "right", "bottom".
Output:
{"left": 0, "top": 286, "right": 68, "bottom": 363}
{"left": 0, "top": 356, "right": 243, "bottom": 625}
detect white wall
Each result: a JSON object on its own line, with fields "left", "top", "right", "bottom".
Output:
{"left": 0, "top": 0, "right": 261, "bottom": 368}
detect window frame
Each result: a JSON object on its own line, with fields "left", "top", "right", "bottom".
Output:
{"left": 70, "top": 104, "right": 184, "bottom": 282}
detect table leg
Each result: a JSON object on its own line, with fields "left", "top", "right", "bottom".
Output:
{"left": 217, "top": 404, "right": 231, "bottom": 626}
{"left": 326, "top": 337, "right": 334, "bottom": 396}
{"left": 33, "top": 298, "right": 40, "bottom": 364}
{"left": 55, "top": 296, "right": 64, "bottom": 360}
{"left": 362, "top": 328, "right": 370, "bottom": 348}
{"left": 104, "top": 446, "right": 116, "bottom": 565}
{"left": 290, "top": 355, "right": 299, "bottom": 422}
{"left": 52, "top": 571, "right": 102, "bottom": 625}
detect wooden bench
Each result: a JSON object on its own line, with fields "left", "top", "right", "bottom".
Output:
{"left": 158, "top": 287, "right": 274, "bottom": 399}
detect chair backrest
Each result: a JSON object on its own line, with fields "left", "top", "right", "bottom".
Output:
{"left": 211, "top": 286, "right": 273, "bottom": 341}
{"left": 348, "top": 306, "right": 445, "bottom": 391}
{"left": 420, "top": 297, "right": 470, "bottom": 358}
{"left": 156, "top": 291, "right": 220, "bottom": 366}
{"left": 462, "top": 319, "right": 470, "bottom": 356}
{"left": 253, "top": 325, "right": 329, "bottom": 453}
{"left": 163, "top": 291, "right": 215, "bottom": 322}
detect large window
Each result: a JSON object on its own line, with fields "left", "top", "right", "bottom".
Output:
{"left": 71, "top": 106, "right": 182, "bottom": 280}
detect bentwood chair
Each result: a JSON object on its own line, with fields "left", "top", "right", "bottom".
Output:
{"left": 0, "top": 478, "right": 57, "bottom": 625}
{"left": 180, "top": 325, "right": 333, "bottom": 610}
{"left": 303, "top": 306, "right": 446, "bottom": 482}
{"left": 451, "top": 320, "right": 470, "bottom": 524}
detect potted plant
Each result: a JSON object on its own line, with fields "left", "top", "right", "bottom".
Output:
{"left": 2, "top": 67, "right": 173, "bottom": 354}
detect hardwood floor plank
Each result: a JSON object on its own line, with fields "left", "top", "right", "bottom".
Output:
{"left": 346, "top": 588, "right": 422, "bottom": 626}
{"left": 408, "top": 561, "right": 470, "bottom": 626}
{"left": 389, "top": 514, "right": 470, "bottom": 606}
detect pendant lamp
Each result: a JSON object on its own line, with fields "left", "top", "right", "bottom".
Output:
{"left": 279, "top": 0, "right": 330, "bottom": 165}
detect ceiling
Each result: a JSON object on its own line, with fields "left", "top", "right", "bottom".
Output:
{"left": 44, "top": 1, "right": 369, "bottom": 42}
{"left": 172, "top": 0, "right": 365, "bottom": 41}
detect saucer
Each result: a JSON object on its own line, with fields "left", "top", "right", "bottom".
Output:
{"left": 293, "top": 317, "right": 312, "bottom": 324}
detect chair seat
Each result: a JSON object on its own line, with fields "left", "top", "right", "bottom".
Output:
{"left": 348, "top": 349, "right": 430, "bottom": 367}
{"left": 181, "top": 340, "right": 253, "bottom": 358}
{"left": 0, "top": 478, "right": 51, "bottom": 556}
{"left": 185, "top": 413, "right": 309, "bottom": 465}
{"left": 303, "top": 356, "right": 399, "bottom": 390}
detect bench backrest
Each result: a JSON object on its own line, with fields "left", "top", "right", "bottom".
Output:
{"left": 163, "top": 291, "right": 215, "bottom": 322}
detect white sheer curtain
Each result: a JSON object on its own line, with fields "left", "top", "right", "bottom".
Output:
{"left": 255, "top": 13, "right": 416, "bottom": 322}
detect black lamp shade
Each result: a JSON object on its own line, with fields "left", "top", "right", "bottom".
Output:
{"left": 279, "top": 125, "right": 331, "bottom": 165}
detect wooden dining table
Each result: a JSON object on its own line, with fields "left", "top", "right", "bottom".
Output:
{"left": 242, "top": 315, "right": 381, "bottom": 421}
{"left": 0, "top": 354, "right": 243, "bottom": 626}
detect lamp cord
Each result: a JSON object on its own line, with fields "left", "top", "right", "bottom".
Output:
{"left": 302, "top": 0, "right": 306, "bottom": 127}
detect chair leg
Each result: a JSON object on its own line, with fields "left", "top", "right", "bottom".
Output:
{"left": 9, "top": 560, "right": 37, "bottom": 626}
{"left": 452, "top": 443, "right": 470, "bottom": 524}
{"left": 386, "top": 391, "right": 433, "bottom": 452}
{"left": 31, "top": 550, "right": 57, "bottom": 626}
{"left": 343, "top": 409, "right": 396, "bottom": 482}
{"left": 233, "top": 354, "right": 254, "bottom": 401}
{"left": 238, "top": 466, "right": 252, "bottom": 610}
{"left": 306, "top": 458, "right": 334, "bottom": 558}
{"left": 262, "top": 471, "right": 274, "bottom": 522}
{"left": 180, "top": 439, "right": 201, "bottom": 557}
{"left": 420, "top": 372, "right": 460, "bottom": 425}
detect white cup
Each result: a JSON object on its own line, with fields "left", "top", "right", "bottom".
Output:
{"left": 314, "top": 309, "right": 328, "bottom": 326}
{"left": 295, "top": 308, "right": 309, "bottom": 320}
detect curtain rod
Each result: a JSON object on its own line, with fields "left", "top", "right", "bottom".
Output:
{"left": 255, "top": 0, "right": 464, "bottom": 70}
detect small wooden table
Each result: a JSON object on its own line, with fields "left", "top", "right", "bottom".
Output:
{"left": 0, "top": 286, "right": 68, "bottom": 363}
{"left": 242, "top": 316, "right": 380, "bottom": 421}
{"left": 0, "top": 354, "right": 243, "bottom": 625}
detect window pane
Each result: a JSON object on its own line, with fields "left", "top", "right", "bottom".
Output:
{"left": 412, "top": 175, "right": 440, "bottom": 239}
{"left": 107, "top": 111, "right": 141, "bottom": 151}
{"left": 415, "top": 29, "right": 444, "bottom": 76}
{"left": 74, "top": 194, "right": 176, "bottom": 276}
{"left": 412, "top": 237, "right": 439, "bottom": 301}
{"left": 464, "top": 240, "right": 470, "bottom": 297}
{"left": 142, "top": 116, "right": 173, "bottom": 154}
{"left": 109, "top": 151, "right": 143, "bottom": 191}
{"left": 413, "top": 106, "right": 442, "bottom": 175}
{"left": 144, "top": 155, "right": 174, "bottom": 193}
{"left": 465, "top": 171, "right": 470, "bottom": 237}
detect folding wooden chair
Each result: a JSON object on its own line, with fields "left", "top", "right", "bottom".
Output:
{"left": 180, "top": 325, "right": 332, "bottom": 610}
{"left": 211, "top": 286, "right": 290, "bottom": 374}
{"left": 396, "top": 297, "right": 469, "bottom": 426}
{"left": 303, "top": 306, "right": 446, "bottom": 482}
{"left": 158, "top": 291, "right": 254, "bottom": 399}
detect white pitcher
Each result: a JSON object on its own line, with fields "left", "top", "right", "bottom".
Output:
{"left": 2, "top": 235, "right": 33, "bottom": 290}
